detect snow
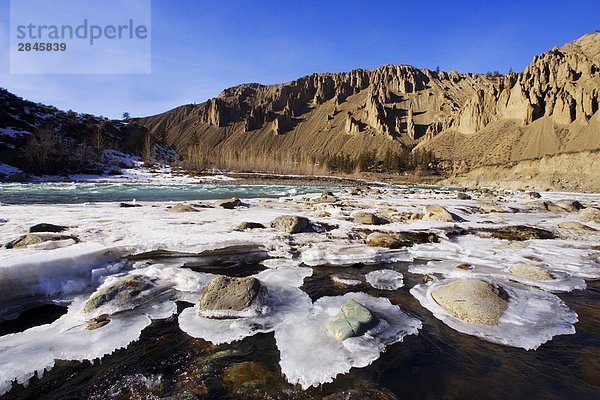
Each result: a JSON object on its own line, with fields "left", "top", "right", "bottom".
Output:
{"left": 410, "top": 278, "right": 578, "bottom": 350}
{"left": 275, "top": 292, "right": 421, "bottom": 389}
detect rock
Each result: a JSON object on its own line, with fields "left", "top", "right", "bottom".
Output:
{"left": 84, "top": 275, "right": 158, "bottom": 313}
{"left": 215, "top": 197, "right": 242, "bottom": 209}
{"left": 271, "top": 215, "right": 309, "bottom": 234}
{"left": 119, "top": 202, "right": 141, "bottom": 208}
{"left": 431, "top": 279, "right": 508, "bottom": 325}
{"left": 169, "top": 204, "right": 200, "bottom": 213}
{"left": 576, "top": 207, "right": 600, "bottom": 223}
{"left": 559, "top": 221, "right": 597, "bottom": 231}
{"left": 456, "top": 263, "right": 472, "bottom": 270}
{"left": 325, "top": 299, "right": 379, "bottom": 340}
{"left": 555, "top": 200, "right": 585, "bottom": 212}
{"left": 5, "top": 233, "right": 78, "bottom": 249}
{"left": 29, "top": 223, "right": 68, "bottom": 233}
{"left": 542, "top": 200, "right": 584, "bottom": 212}
{"left": 457, "top": 192, "right": 472, "bottom": 200}
{"left": 353, "top": 211, "right": 386, "bottom": 225}
{"left": 319, "top": 211, "right": 332, "bottom": 218}
{"left": 199, "top": 276, "right": 263, "bottom": 315}
{"left": 509, "top": 263, "right": 554, "bottom": 280}
{"left": 479, "top": 225, "right": 555, "bottom": 241}
{"left": 366, "top": 232, "right": 411, "bottom": 249}
{"left": 238, "top": 221, "right": 265, "bottom": 230}
{"left": 477, "top": 199, "right": 507, "bottom": 213}
{"left": 315, "top": 192, "right": 337, "bottom": 204}
{"left": 422, "top": 205, "right": 461, "bottom": 222}
{"left": 223, "top": 361, "right": 273, "bottom": 389}
{"left": 526, "top": 191, "right": 542, "bottom": 199}
{"left": 86, "top": 314, "right": 111, "bottom": 330}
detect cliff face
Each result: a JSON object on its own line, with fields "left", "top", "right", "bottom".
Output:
{"left": 137, "top": 33, "right": 600, "bottom": 172}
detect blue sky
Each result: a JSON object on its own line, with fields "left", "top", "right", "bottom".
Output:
{"left": 0, "top": 0, "right": 598, "bottom": 119}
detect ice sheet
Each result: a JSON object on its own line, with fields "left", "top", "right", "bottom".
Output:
{"left": 365, "top": 270, "right": 404, "bottom": 290}
{"left": 275, "top": 292, "right": 421, "bottom": 389}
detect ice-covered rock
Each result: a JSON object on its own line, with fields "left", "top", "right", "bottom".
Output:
{"left": 271, "top": 215, "right": 309, "bottom": 234}
{"left": 198, "top": 276, "right": 268, "bottom": 318}
{"left": 411, "top": 278, "right": 578, "bottom": 350}
{"left": 215, "top": 197, "right": 242, "bottom": 209}
{"left": 422, "top": 205, "right": 461, "bottom": 222}
{"left": 353, "top": 211, "right": 386, "bottom": 225}
{"left": 83, "top": 274, "right": 173, "bottom": 315}
{"left": 5, "top": 233, "right": 78, "bottom": 249}
{"left": 325, "top": 299, "right": 380, "bottom": 340}
{"left": 430, "top": 279, "right": 508, "bottom": 325}
{"left": 179, "top": 278, "right": 311, "bottom": 344}
{"left": 275, "top": 292, "right": 421, "bottom": 389}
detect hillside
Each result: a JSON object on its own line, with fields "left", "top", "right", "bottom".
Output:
{"left": 138, "top": 32, "right": 600, "bottom": 177}
{"left": 0, "top": 89, "right": 175, "bottom": 180}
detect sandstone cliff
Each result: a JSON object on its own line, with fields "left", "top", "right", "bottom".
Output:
{"left": 136, "top": 33, "right": 600, "bottom": 176}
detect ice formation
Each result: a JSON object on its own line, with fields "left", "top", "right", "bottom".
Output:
{"left": 275, "top": 292, "right": 421, "bottom": 389}
{"left": 0, "top": 243, "right": 126, "bottom": 321}
{"left": 365, "top": 270, "right": 404, "bottom": 290}
{"left": 410, "top": 278, "right": 578, "bottom": 350}
{"left": 409, "top": 260, "right": 586, "bottom": 292}
{"left": 0, "top": 296, "right": 176, "bottom": 396}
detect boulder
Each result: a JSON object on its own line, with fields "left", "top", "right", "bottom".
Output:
{"left": 366, "top": 232, "right": 411, "bottom": 249}
{"left": 84, "top": 275, "right": 157, "bottom": 313}
{"left": 29, "top": 223, "right": 68, "bottom": 233}
{"left": 509, "top": 263, "right": 554, "bottom": 280}
{"left": 431, "top": 279, "right": 508, "bottom": 325}
{"left": 457, "top": 192, "right": 472, "bottom": 200}
{"left": 422, "top": 205, "right": 461, "bottom": 222}
{"left": 325, "top": 299, "right": 379, "bottom": 340}
{"left": 555, "top": 200, "right": 585, "bottom": 212}
{"left": 479, "top": 225, "right": 555, "bottom": 241}
{"left": 576, "top": 207, "right": 600, "bottom": 223}
{"left": 558, "top": 221, "right": 597, "bottom": 231}
{"left": 353, "top": 211, "right": 386, "bottom": 225}
{"left": 119, "top": 202, "right": 142, "bottom": 208}
{"left": 315, "top": 191, "right": 337, "bottom": 204}
{"left": 238, "top": 221, "right": 265, "bottom": 230}
{"left": 542, "top": 200, "right": 584, "bottom": 212}
{"left": 271, "top": 215, "right": 309, "bottom": 234}
{"left": 86, "top": 314, "right": 111, "bottom": 330}
{"left": 199, "top": 276, "right": 263, "bottom": 315}
{"left": 526, "top": 192, "right": 542, "bottom": 199}
{"left": 169, "top": 204, "right": 200, "bottom": 213}
{"left": 5, "top": 233, "right": 78, "bottom": 249}
{"left": 215, "top": 197, "right": 242, "bottom": 209}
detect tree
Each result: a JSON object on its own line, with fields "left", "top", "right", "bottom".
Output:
{"left": 122, "top": 112, "right": 131, "bottom": 121}
{"left": 435, "top": 66, "right": 440, "bottom": 74}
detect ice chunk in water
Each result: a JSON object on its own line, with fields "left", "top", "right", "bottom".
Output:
{"left": 365, "top": 270, "right": 404, "bottom": 290}
{"left": 275, "top": 292, "right": 421, "bottom": 389}
{"left": 410, "top": 278, "right": 578, "bottom": 350}
{"left": 300, "top": 242, "right": 412, "bottom": 267}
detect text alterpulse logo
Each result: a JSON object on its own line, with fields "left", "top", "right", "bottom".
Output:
{"left": 10, "top": 0, "right": 151, "bottom": 74}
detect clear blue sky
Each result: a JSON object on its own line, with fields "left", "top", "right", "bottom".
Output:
{"left": 0, "top": 0, "right": 598, "bottom": 119}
